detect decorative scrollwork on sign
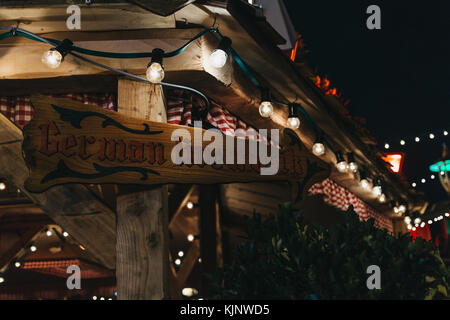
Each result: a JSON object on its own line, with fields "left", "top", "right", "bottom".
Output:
{"left": 51, "top": 104, "right": 163, "bottom": 135}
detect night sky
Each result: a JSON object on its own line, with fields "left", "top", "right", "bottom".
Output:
{"left": 283, "top": 0, "right": 450, "bottom": 204}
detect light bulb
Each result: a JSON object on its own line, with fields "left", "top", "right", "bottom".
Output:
{"left": 421, "top": 178, "right": 426, "bottom": 184}
{"left": 0, "top": 182, "right": 5, "bottom": 190}
{"left": 349, "top": 162, "right": 358, "bottom": 173}
{"left": 404, "top": 216, "right": 411, "bottom": 224}
{"left": 186, "top": 202, "right": 194, "bottom": 209}
{"left": 412, "top": 182, "right": 417, "bottom": 187}
{"left": 63, "top": 231, "right": 69, "bottom": 237}
{"left": 407, "top": 224, "right": 412, "bottom": 230}
{"left": 174, "top": 259, "right": 181, "bottom": 266}
{"left": 394, "top": 207, "right": 400, "bottom": 214}
{"left": 259, "top": 101, "right": 273, "bottom": 118}
{"left": 429, "top": 133, "right": 435, "bottom": 139}
{"left": 146, "top": 62, "right": 164, "bottom": 83}
{"left": 400, "top": 140, "right": 405, "bottom": 145}
{"left": 378, "top": 193, "right": 386, "bottom": 203}
{"left": 412, "top": 227, "right": 416, "bottom": 231}
{"left": 444, "top": 131, "right": 449, "bottom": 136}
{"left": 360, "top": 179, "right": 371, "bottom": 190}
{"left": 420, "top": 222, "right": 425, "bottom": 228}
{"left": 384, "top": 143, "right": 389, "bottom": 149}
{"left": 46, "top": 230, "right": 52, "bottom": 237}
{"left": 178, "top": 251, "right": 184, "bottom": 258}
{"left": 415, "top": 137, "right": 420, "bottom": 142}
{"left": 14, "top": 262, "right": 21, "bottom": 268}
{"left": 398, "top": 205, "right": 406, "bottom": 213}
{"left": 30, "top": 245, "right": 37, "bottom": 252}
{"left": 287, "top": 117, "right": 300, "bottom": 129}
{"left": 414, "top": 218, "right": 421, "bottom": 225}
{"left": 445, "top": 213, "right": 449, "bottom": 217}
{"left": 187, "top": 234, "right": 194, "bottom": 242}
{"left": 42, "top": 49, "right": 63, "bottom": 69}
{"left": 372, "top": 185, "right": 382, "bottom": 197}
{"left": 337, "top": 161, "right": 349, "bottom": 173}
{"left": 312, "top": 142, "right": 325, "bottom": 156}
{"left": 209, "top": 49, "right": 228, "bottom": 68}
{"left": 0, "top": 277, "right": 4, "bottom": 284}
{"left": 428, "top": 220, "right": 433, "bottom": 224}
{"left": 93, "top": 296, "right": 98, "bottom": 300}
{"left": 182, "top": 288, "right": 198, "bottom": 297}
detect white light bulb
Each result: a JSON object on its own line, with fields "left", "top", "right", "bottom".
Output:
{"left": 407, "top": 224, "right": 412, "bottom": 230}
{"left": 404, "top": 216, "right": 411, "bottom": 224}
{"left": 175, "top": 259, "right": 181, "bottom": 266}
{"left": 187, "top": 234, "right": 194, "bottom": 242}
{"left": 414, "top": 218, "right": 421, "bottom": 225}
{"left": 42, "top": 49, "right": 63, "bottom": 69}
{"left": 441, "top": 171, "right": 445, "bottom": 176}
{"left": 384, "top": 143, "right": 389, "bottom": 149}
{"left": 259, "top": 101, "right": 273, "bottom": 118}
{"left": 178, "top": 251, "right": 184, "bottom": 258}
{"left": 444, "top": 131, "right": 449, "bottom": 136}
{"left": 209, "top": 49, "right": 228, "bottom": 68}
{"left": 412, "top": 182, "right": 417, "bottom": 187}
{"left": 445, "top": 213, "right": 449, "bottom": 217}
{"left": 400, "top": 140, "right": 405, "bottom": 145}
{"left": 412, "top": 227, "right": 416, "bottom": 231}
{"left": 46, "top": 230, "right": 52, "bottom": 237}
{"left": 378, "top": 193, "right": 386, "bottom": 203}
{"left": 394, "top": 207, "right": 400, "bottom": 214}
{"left": 146, "top": 62, "right": 164, "bottom": 83}
{"left": 93, "top": 296, "right": 97, "bottom": 300}
{"left": 336, "top": 161, "right": 349, "bottom": 173}
{"left": 398, "top": 205, "right": 406, "bottom": 213}
{"left": 429, "top": 133, "right": 435, "bottom": 139}
{"left": 30, "top": 245, "right": 37, "bottom": 252}
{"left": 360, "top": 179, "right": 371, "bottom": 190}
{"left": 0, "top": 182, "right": 5, "bottom": 190}
{"left": 287, "top": 117, "right": 300, "bottom": 130}
{"left": 14, "top": 262, "right": 21, "bottom": 268}
{"left": 63, "top": 231, "right": 69, "bottom": 237}
{"left": 349, "top": 162, "right": 358, "bottom": 173}
{"left": 0, "top": 277, "right": 4, "bottom": 284}
{"left": 428, "top": 220, "right": 433, "bottom": 224}
{"left": 186, "top": 202, "right": 194, "bottom": 210}
{"left": 312, "top": 142, "right": 325, "bottom": 156}
{"left": 182, "top": 288, "right": 198, "bottom": 297}
{"left": 421, "top": 178, "right": 426, "bottom": 183}
{"left": 415, "top": 137, "right": 420, "bottom": 142}
{"left": 372, "top": 186, "right": 382, "bottom": 197}
{"left": 420, "top": 222, "right": 425, "bottom": 228}
{"left": 431, "top": 175, "right": 435, "bottom": 180}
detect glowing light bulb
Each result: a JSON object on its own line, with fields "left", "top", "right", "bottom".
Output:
{"left": 420, "top": 222, "right": 425, "bottom": 228}
{"left": 372, "top": 185, "right": 382, "bottom": 197}
{"left": 414, "top": 218, "right": 421, "bottom": 225}
{"left": 421, "top": 178, "right": 426, "bottom": 184}
{"left": 146, "top": 62, "right": 164, "bottom": 83}
{"left": 14, "top": 262, "right": 21, "bottom": 268}
{"left": 445, "top": 213, "right": 449, "bottom": 217}
{"left": 428, "top": 220, "right": 433, "bottom": 224}
{"left": 404, "top": 216, "right": 411, "bottom": 224}
{"left": 46, "top": 230, "right": 52, "bottom": 237}
{"left": 187, "top": 234, "right": 194, "bottom": 242}
{"left": 360, "top": 179, "right": 371, "bottom": 190}
{"left": 178, "top": 251, "right": 184, "bottom": 258}
{"left": 444, "top": 131, "right": 449, "bottom": 136}
{"left": 209, "top": 49, "right": 228, "bottom": 68}
{"left": 412, "top": 227, "right": 416, "bottom": 231}
{"left": 407, "top": 225, "right": 412, "bottom": 230}
{"left": 259, "top": 101, "right": 273, "bottom": 118}
{"left": 42, "top": 49, "right": 63, "bottom": 69}
{"left": 400, "top": 140, "right": 405, "bottom": 145}
{"left": 63, "top": 231, "right": 69, "bottom": 237}
{"left": 0, "top": 182, "right": 5, "bottom": 190}
{"left": 429, "top": 133, "right": 435, "bottom": 139}
{"left": 412, "top": 182, "right": 417, "bottom": 187}
{"left": 378, "top": 193, "right": 386, "bottom": 203}
{"left": 431, "top": 175, "right": 435, "bottom": 180}
{"left": 349, "top": 162, "right": 358, "bottom": 173}
{"left": 93, "top": 296, "right": 98, "bottom": 300}
{"left": 398, "top": 205, "right": 406, "bottom": 214}
{"left": 415, "top": 137, "right": 420, "bottom": 142}
{"left": 0, "top": 277, "right": 4, "bottom": 284}
{"left": 384, "top": 143, "right": 389, "bottom": 149}
{"left": 336, "top": 161, "right": 349, "bottom": 173}
{"left": 30, "top": 245, "right": 37, "bottom": 252}
{"left": 182, "top": 288, "right": 198, "bottom": 297}
{"left": 312, "top": 142, "right": 325, "bottom": 156}
{"left": 174, "top": 259, "right": 181, "bottom": 266}
{"left": 186, "top": 202, "right": 194, "bottom": 210}
{"left": 286, "top": 117, "right": 300, "bottom": 130}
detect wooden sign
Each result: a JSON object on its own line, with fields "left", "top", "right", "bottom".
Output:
{"left": 22, "top": 96, "right": 330, "bottom": 199}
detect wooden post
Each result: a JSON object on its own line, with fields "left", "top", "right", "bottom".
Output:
{"left": 116, "top": 78, "right": 169, "bottom": 299}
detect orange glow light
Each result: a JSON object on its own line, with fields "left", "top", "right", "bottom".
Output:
{"left": 382, "top": 153, "right": 404, "bottom": 173}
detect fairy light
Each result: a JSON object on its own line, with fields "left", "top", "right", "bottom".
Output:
{"left": 175, "top": 259, "right": 181, "bottom": 266}
{"left": 400, "top": 140, "right": 405, "bottom": 145}
{"left": 182, "top": 288, "right": 199, "bottom": 297}
{"left": 384, "top": 143, "right": 389, "bottom": 150}
{"left": 146, "top": 48, "right": 165, "bottom": 83}
{"left": 187, "top": 234, "right": 194, "bottom": 242}
{"left": 209, "top": 37, "right": 231, "bottom": 68}
{"left": 312, "top": 140, "right": 326, "bottom": 156}
{"left": 42, "top": 39, "right": 73, "bottom": 69}
{"left": 415, "top": 137, "right": 420, "bottom": 142}
{"left": 347, "top": 153, "right": 358, "bottom": 173}
{"left": 178, "top": 251, "right": 184, "bottom": 258}
{"left": 335, "top": 151, "right": 348, "bottom": 173}
{"left": 286, "top": 103, "right": 300, "bottom": 130}
{"left": 0, "top": 182, "right": 5, "bottom": 191}
{"left": 429, "top": 133, "right": 435, "bottom": 139}
{"left": 30, "top": 245, "right": 37, "bottom": 252}
{"left": 259, "top": 88, "right": 273, "bottom": 118}
{"left": 372, "top": 179, "right": 382, "bottom": 197}
{"left": 186, "top": 202, "right": 194, "bottom": 210}
{"left": 404, "top": 216, "right": 411, "bottom": 225}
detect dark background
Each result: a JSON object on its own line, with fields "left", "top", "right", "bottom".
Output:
{"left": 283, "top": 0, "right": 450, "bottom": 203}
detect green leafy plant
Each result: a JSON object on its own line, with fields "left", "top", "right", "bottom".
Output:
{"left": 208, "top": 204, "right": 449, "bottom": 300}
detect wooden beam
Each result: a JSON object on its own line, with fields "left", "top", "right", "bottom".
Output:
{"left": 0, "top": 112, "right": 116, "bottom": 270}
{"left": 115, "top": 78, "right": 169, "bottom": 300}
{"left": 169, "top": 185, "right": 195, "bottom": 229}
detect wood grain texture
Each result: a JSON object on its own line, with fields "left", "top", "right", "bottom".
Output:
{"left": 22, "top": 95, "right": 330, "bottom": 198}
{"left": 0, "top": 111, "right": 116, "bottom": 269}
{"left": 116, "top": 79, "right": 169, "bottom": 300}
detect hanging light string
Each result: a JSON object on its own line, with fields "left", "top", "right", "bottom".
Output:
{"left": 382, "top": 128, "right": 449, "bottom": 150}
{"left": 0, "top": 26, "right": 407, "bottom": 212}
{"left": 403, "top": 212, "right": 449, "bottom": 231}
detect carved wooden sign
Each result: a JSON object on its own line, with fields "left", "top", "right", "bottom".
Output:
{"left": 22, "top": 96, "right": 330, "bottom": 198}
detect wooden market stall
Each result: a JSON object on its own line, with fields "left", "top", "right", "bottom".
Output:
{"left": 0, "top": 0, "right": 423, "bottom": 299}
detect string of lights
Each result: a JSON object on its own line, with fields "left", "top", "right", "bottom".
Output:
{"left": 383, "top": 129, "right": 449, "bottom": 150}
{"left": 0, "top": 26, "right": 408, "bottom": 215}
{"left": 403, "top": 212, "right": 449, "bottom": 231}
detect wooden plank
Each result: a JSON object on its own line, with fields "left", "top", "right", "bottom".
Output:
{"left": 0, "top": 111, "right": 116, "bottom": 269}
{"left": 115, "top": 78, "right": 169, "bottom": 300}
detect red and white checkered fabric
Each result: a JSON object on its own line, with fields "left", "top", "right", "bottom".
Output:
{"left": 309, "top": 178, "right": 394, "bottom": 233}
{"left": 0, "top": 93, "right": 115, "bottom": 129}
